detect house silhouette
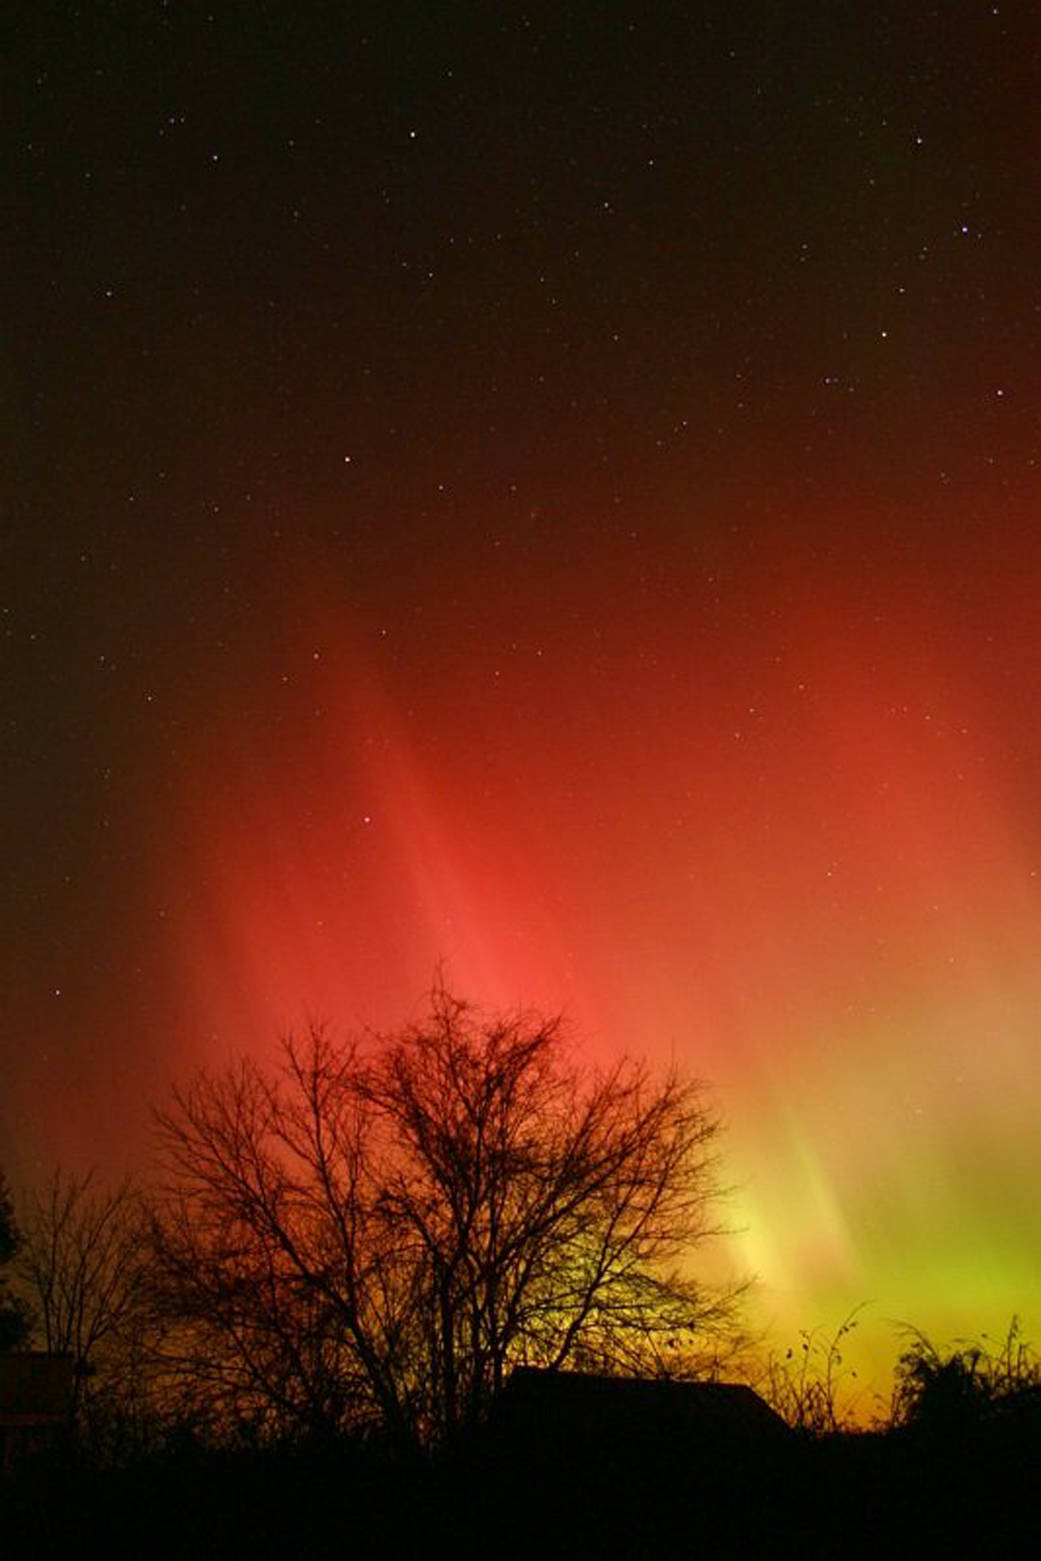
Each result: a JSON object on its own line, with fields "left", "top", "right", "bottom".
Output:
{"left": 499, "top": 1365, "right": 790, "bottom": 1447}
{"left": 0, "top": 1353, "right": 76, "bottom": 1475}
{"left": 464, "top": 1368, "right": 796, "bottom": 1553}
{"left": 490, "top": 1366, "right": 792, "bottom": 1489}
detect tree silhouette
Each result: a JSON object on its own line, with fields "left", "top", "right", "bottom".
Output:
{"left": 16, "top": 1169, "right": 156, "bottom": 1446}
{"left": 152, "top": 986, "right": 739, "bottom": 1446}
{"left": 0, "top": 1169, "right": 33, "bottom": 1350}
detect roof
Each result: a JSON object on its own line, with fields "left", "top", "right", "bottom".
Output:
{"left": 498, "top": 1367, "right": 791, "bottom": 1448}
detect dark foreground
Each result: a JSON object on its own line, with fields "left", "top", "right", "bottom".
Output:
{"left": 5, "top": 1414, "right": 1040, "bottom": 1559}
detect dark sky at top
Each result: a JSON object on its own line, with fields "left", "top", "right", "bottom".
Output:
{"left": 4, "top": 1, "right": 1039, "bottom": 1381}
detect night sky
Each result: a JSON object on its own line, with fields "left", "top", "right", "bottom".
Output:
{"left": 6, "top": 2, "right": 1039, "bottom": 1402}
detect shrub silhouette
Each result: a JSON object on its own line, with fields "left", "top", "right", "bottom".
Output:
{"left": 891, "top": 1317, "right": 1041, "bottom": 1439}
{"left": 753, "top": 1306, "right": 866, "bottom": 1434}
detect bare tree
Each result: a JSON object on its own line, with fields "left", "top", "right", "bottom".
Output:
{"left": 16, "top": 1169, "right": 155, "bottom": 1435}
{"left": 150, "top": 1039, "right": 412, "bottom": 1445}
{"left": 152, "top": 987, "right": 741, "bottom": 1446}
